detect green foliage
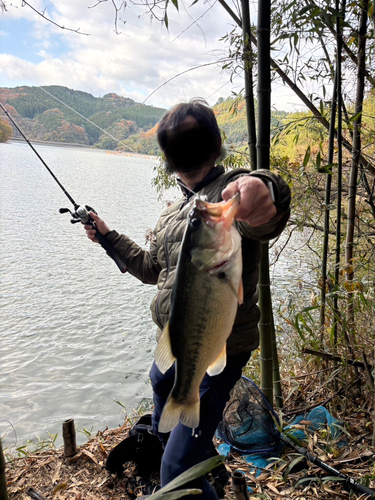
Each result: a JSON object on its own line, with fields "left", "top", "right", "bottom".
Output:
{"left": 4, "top": 433, "right": 58, "bottom": 462}
{"left": 0, "top": 85, "right": 165, "bottom": 149}
{"left": 151, "top": 156, "right": 178, "bottom": 200}
{"left": 214, "top": 95, "right": 286, "bottom": 150}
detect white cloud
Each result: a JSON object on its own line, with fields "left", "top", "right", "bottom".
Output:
{"left": 0, "top": 0, "right": 300, "bottom": 111}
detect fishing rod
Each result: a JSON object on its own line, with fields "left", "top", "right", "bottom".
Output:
{"left": 281, "top": 432, "right": 375, "bottom": 498}
{"left": 0, "top": 102, "right": 127, "bottom": 273}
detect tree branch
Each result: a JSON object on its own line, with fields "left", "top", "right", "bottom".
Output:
{"left": 21, "top": 0, "right": 90, "bottom": 35}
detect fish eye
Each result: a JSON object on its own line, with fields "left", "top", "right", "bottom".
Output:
{"left": 191, "top": 218, "right": 201, "bottom": 228}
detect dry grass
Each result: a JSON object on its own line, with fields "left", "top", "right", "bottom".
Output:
{"left": 4, "top": 367, "right": 375, "bottom": 500}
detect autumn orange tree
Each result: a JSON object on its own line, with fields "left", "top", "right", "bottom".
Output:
{"left": 0, "top": 117, "right": 12, "bottom": 142}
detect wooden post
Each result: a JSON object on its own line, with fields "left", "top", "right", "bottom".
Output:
{"left": 62, "top": 419, "right": 77, "bottom": 457}
{"left": 231, "top": 471, "right": 250, "bottom": 500}
{"left": 0, "top": 438, "right": 9, "bottom": 500}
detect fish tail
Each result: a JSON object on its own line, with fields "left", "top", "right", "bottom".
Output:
{"left": 158, "top": 396, "right": 200, "bottom": 433}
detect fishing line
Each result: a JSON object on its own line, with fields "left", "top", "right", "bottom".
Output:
{"left": 0, "top": 64, "right": 138, "bottom": 152}
{"left": 29, "top": 85, "right": 136, "bottom": 153}
{"left": 0, "top": 101, "right": 78, "bottom": 208}
{"left": 0, "top": 68, "right": 150, "bottom": 155}
{"left": 0, "top": 419, "right": 18, "bottom": 449}
{"left": 0, "top": 101, "right": 128, "bottom": 273}
{"left": 141, "top": 59, "right": 227, "bottom": 104}
{"left": 169, "top": 1, "right": 216, "bottom": 45}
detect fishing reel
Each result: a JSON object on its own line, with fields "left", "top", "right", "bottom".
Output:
{"left": 59, "top": 204, "right": 128, "bottom": 274}
{"left": 59, "top": 204, "right": 96, "bottom": 225}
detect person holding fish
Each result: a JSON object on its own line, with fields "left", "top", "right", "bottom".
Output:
{"left": 84, "top": 99, "right": 291, "bottom": 499}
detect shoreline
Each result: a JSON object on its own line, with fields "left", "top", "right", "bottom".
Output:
{"left": 6, "top": 137, "right": 158, "bottom": 159}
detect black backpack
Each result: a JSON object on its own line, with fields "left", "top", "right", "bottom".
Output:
{"left": 105, "top": 414, "right": 163, "bottom": 477}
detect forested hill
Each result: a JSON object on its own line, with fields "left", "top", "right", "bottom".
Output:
{"left": 0, "top": 85, "right": 289, "bottom": 154}
{"left": 0, "top": 85, "right": 166, "bottom": 152}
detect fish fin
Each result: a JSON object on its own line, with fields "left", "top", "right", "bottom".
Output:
{"left": 158, "top": 396, "right": 200, "bottom": 433}
{"left": 154, "top": 322, "right": 175, "bottom": 374}
{"left": 238, "top": 279, "right": 244, "bottom": 305}
{"left": 207, "top": 344, "right": 227, "bottom": 376}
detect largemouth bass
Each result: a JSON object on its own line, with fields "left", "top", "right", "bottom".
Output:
{"left": 154, "top": 194, "right": 243, "bottom": 433}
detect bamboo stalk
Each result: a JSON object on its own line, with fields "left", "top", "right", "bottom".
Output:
{"left": 256, "top": 0, "right": 270, "bottom": 171}
{"left": 231, "top": 471, "right": 250, "bottom": 500}
{"left": 257, "top": 0, "right": 275, "bottom": 406}
{"left": 270, "top": 314, "right": 283, "bottom": 409}
{"left": 373, "top": 346, "right": 375, "bottom": 447}
{"left": 345, "top": 0, "right": 369, "bottom": 337}
{"left": 241, "top": 0, "right": 256, "bottom": 170}
{"left": 258, "top": 244, "right": 274, "bottom": 405}
{"left": 319, "top": 70, "right": 337, "bottom": 344}
{"left": 63, "top": 419, "right": 77, "bottom": 457}
{"left": 216, "top": 0, "right": 375, "bottom": 177}
{"left": 0, "top": 439, "right": 8, "bottom": 500}
{"left": 333, "top": 0, "right": 345, "bottom": 359}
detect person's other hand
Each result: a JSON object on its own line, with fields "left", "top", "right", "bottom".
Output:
{"left": 222, "top": 176, "right": 276, "bottom": 226}
{"left": 84, "top": 211, "right": 111, "bottom": 243}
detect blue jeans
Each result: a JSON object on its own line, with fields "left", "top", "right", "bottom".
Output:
{"left": 149, "top": 351, "right": 251, "bottom": 499}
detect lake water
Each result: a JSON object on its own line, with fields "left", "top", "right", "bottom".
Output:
{"left": 0, "top": 142, "right": 315, "bottom": 452}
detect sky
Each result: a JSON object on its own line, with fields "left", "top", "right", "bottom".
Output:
{"left": 0, "top": 0, "right": 302, "bottom": 112}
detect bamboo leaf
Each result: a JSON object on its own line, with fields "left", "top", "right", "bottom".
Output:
{"left": 283, "top": 454, "right": 306, "bottom": 480}
{"left": 294, "top": 314, "right": 306, "bottom": 341}
{"left": 327, "top": 8, "right": 344, "bottom": 17}
{"left": 349, "top": 111, "right": 362, "bottom": 122}
{"left": 295, "top": 476, "right": 321, "bottom": 488}
{"left": 302, "top": 146, "right": 311, "bottom": 167}
{"left": 147, "top": 489, "right": 201, "bottom": 499}
{"left": 317, "top": 163, "right": 336, "bottom": 174}
{"left": 171, "top": 0, "right": 179, "bottom": 10}
{"left": 298, "top": 5, "right": 314, "bottom": 15}
{"left": 164, "top": 11, "right": 169, "bottom": 30}
{"left": 315, "top": 151, "right": 321, "bottom": 170}
{"left": 150, "top": 456, "right": 224, "bottom": 499}
{"left": 322, "top": 476, "right": 346, "bottom": 483}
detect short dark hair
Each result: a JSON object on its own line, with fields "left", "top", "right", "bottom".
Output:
{"left": 157, "top": 98, "right": 222, "bottom": 171}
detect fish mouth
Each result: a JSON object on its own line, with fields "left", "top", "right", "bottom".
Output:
{"left": 194, "top": 193, "right": 240, "bottom": 228}
{"left": 211, "top": 260, "right": 228, "bottom": 270}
